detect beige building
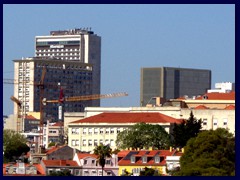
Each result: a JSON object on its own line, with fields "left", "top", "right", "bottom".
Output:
{"left": 68, "top": 112, "right": 182, "bottom": 152}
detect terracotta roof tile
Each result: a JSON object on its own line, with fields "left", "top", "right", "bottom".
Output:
{"left": 70, "top": 112, "right": 182, "bottom": 124}
{"left": 195, "top": 105, "right": 209, "bottom": 110}
{"left": 25, "top": 115, "right": 39, "bottom": 120}
{"left": 3, "top": 163, "right": 45, "bottom": 176}
{"left": 118, "top": 150, "right": 177, "bottom": 166}
{"left": 77, "top": 153, "right": 98, "bottom": 159}
{"left": 42, "top": 160, "right": 79, "bottom": 167}
{"left": 224, "top": 105, "right": 235, "bottom": 110}
{"left": 195, "top": 91, "right": 235, "bottom": 100}
{"left": 46, "top": 145, "right": 66, "bottom": 154}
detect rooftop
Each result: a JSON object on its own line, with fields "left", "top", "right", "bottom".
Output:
{"left": 70, "top": 112, "right": 183, "bottom": 124}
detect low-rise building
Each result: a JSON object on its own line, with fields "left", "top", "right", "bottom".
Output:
{"left": 117, "top": 149, "right": 183, "bottom": 176}
{"left": 68, "top": 112, "right": 182, "bottom": 152}
{"left": 40, "top": 159, "right": 81, "bottom": 176}
{"left": 3, "top": 162, "right": 45, "bottom": 176}
{"left": 73, "top": 152, "right": 118, "bottom": 176}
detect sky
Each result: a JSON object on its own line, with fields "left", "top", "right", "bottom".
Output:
{"left": 3, "top": 4, "right": 235, "bottom": 116}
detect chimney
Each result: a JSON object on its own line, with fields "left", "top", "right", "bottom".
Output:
{"left": 170, "top": 146, "right": 172, "bottom": 152}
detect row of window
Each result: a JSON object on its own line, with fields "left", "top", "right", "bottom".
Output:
{"left": 202, "top": 118, "right": 228, "bottom": 126}
{"left": 37, "top": 52, "right": 79, "bottom": 56}
{"left": 71, "top": 128, "right": 122, "bottom": 135}
{"left": 71, "top": 139, "right": 115, "bottom": 147}
{"left": 36, "top": 48, "right": 79, "bottom": 52}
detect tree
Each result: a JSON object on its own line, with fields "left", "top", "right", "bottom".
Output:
{"left": 139, "top": 167, "right": 161, "bottom": 176}
{"left": 3, "top": 129, "right": 30, "bottom": 162}
{"left": 93, "top": 143, "right": 112, "bottom": 176}
{"left": 116, "top": 123, "right": 171, "bottom": 150}
{"left": 173, "top": 128, "right": 235, "bottom": 176}
{"left": 172, "top": 111, "right": 202, "bottom": 148}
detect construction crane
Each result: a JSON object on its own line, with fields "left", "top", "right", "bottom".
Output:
{"left": 42, "top": 89, "right": 128, "bottom": 144}
{"left": 10, "top": 96, "right": 22, "bottom": 133}
{"left": 37, "top": 66, "right": 46, "bottom": 152}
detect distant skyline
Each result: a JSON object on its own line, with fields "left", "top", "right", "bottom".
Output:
{"left": 3, "top": 4, "right": 235, "bottom": 116}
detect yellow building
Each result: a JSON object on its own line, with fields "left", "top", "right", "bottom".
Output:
{"left": 117, "top": 149, "right": 183, "bottom": 176}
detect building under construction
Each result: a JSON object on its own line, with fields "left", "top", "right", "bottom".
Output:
{"left": 13, "top": 57, "right": 94, "bottom": 131}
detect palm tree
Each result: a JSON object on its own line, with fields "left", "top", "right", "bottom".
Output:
{"left": 93, "top": 143, "right": 112, "bottom": 176}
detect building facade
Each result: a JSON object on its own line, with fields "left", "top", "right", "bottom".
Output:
{"left": 35, "top": 28, "right": 101, "bottom": 107}
{"left": 140, "top": 67, "right": 211, "bottom": 106}
{"left": 13, "top": 58, "right": 93, "bottom": 131}
{"left": 73, "top": 153, "right": 119, "bottom": 176}
{"left": 68, "top": 112, "right": 182, "bottom": 152}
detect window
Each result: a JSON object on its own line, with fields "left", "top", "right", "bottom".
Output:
{"left": 94, "top": 128, "right": 98, "bottom": 134}
{"left": 92, "top": 170, "right": 97, "bottom": 176}
{"left": 213, "top": 119, "right": 218, "bottom": 126}
{"left": 84, "top": 170, "right": 89, "bottom": 176}
{"left": 92, "top": 160, "right": 95, "bottom": 164}
{"left": 94, "top": 139, "right": 98, "bottom": 146}
{"left": 98, "top": 170, "right": 102, "bottom": 176}
{"left": 76, "top": 140, "right": 79, "bottom": 146}
{"left": 203, "top": 119, "right": 207, "bottom": 126}
{"left": 83, "top": 128, "right": 87, "bottom": 134}
{"left": 84, "top": 160, "right": 88, "bottom": 165}
{"left": 105, "top": 139, "right": 109, "bottom": 145}
{"left": 83, "top": 140, "right": 86, "bottom": 146}
{"left": 110, "top": 128, "right": 114, "bottom": 134}
{"left": 88, "top": 140, "right": 92, "bottom": 146}
{"left": 107, "top": 171, "right": 112, "bottom": 176}
{"left": 106, "top": 159, "right": 111, "bottom": 165}
{"left": 105, "top": 128, "right": 110, "bottom": 134}
{"left": 142, "top": 156, "right": 147, "bottom": 163}
{"left": 117, "top": 128, "right": 121, "bottom": 133}
{"left": 71, "top": 140, "right": 76, "bottom": 146}
{"left": 131, "top": 156, "right": 135, "bottom": 163}
{"left": 223, "top": 119, "right": 228, "bottom": 126}
{"left": 110, "top": 139, "right": 114, "bottom": 147}
{"left": 88, "top": 128, "right": 92, "bottom": 134}
{"left": 155, "top": 156, "right": 160, "bottom": 163}
{"left": 100, "top": 128, "right": 104, "bottom": 134}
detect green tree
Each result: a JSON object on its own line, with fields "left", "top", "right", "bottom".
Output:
{"left": 116, "top": 123, "right": 171, "bottom": 150}
{"left": 3, "top": 129, "right": 30, "bottom": 162}
{"left": 48, "top": 169, "right": 73, "bottom": 176}
{"left": 93, "top": 143, "right": 112, "bottom": 176}
{"left": 172, "top": 111, "right": 202, "bottom": 148}
{"left": 173, "top": 128, "right": 235, "bottom": 176}
{"left": 139, "top": 167, "right": 161, "bottom": 176}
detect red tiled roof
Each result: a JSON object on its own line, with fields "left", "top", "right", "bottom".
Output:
{"left": 195, "top": 92, "right": 235, "bottom": 100}
{"left": 194, "top": 105, "right": 209, "bottom": 110}
{"left": 77, "top": 153, "right": 98, "bottom": 159}
{"left": 70, "top": 112, "right": 183, "bottom": 124}
{"left": 3, "top": 163, "right": 45, "bottom": 176}
{"left": 117, "top": 150, "right": 177, "bottom": 166}
{"left": 25, "top": 115, "right": 39, "bottom": 120}
{"left": 224, "top": 105, "right": 235, "bottom": 110}
{"left": 42, "top": 160, "right": 79, "bottom": 167}
{"left": 52, "top": 122, "right": 63, "bottom": 126}
{"left": 46, "top": 145, "right": 65, "bottom": 154}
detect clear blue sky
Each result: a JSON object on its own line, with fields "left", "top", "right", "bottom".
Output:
{"left": 3, "top": 4, "right": 235, "bottom": 116}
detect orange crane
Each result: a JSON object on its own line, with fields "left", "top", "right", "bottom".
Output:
{"left": 10, "top": 96, "right": 22, "bottom": 133}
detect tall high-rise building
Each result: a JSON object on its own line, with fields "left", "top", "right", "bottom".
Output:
{"left": 140, "top": 67, "right": 211, "bottom": 106}
{"left": 35, "top": 28, "right": 101, "bottom": 106}
{"left": 13, "top": 29, "right": 101, "bottom": 131}
{"left": 13, "top": 58, "right": 93, "bottom": 130}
